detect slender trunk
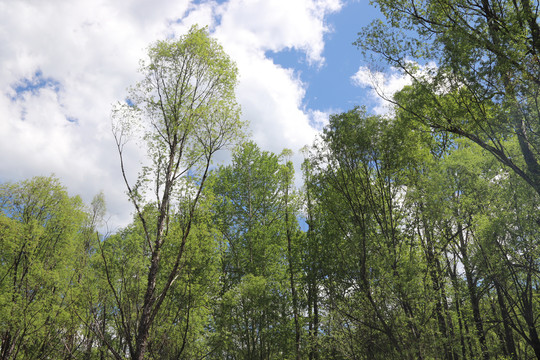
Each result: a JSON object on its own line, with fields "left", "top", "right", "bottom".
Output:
{"left": 313, "top": 281, "right": 319, "bottom": 360}
{"left": 458, "top": 226, "right": 489, "bottom": 360}
{"left": 424, "top": 226, "right": 452, "bottom": 358}
{"left": 304, "top": 166, "right": 319, "bottom": 360}
{"left": 134, "top": 198, "right": 170, "bottom": 359}
{"left": 133, "top": 172, "right": 173, "bottom": 359}
{"left": 527, "top": 326, "right": 540, "bottom": 360}
{"left": 494, "top": 279, "right": 518, "bottom": 360}
{"left": 447, "top": 252, "right": 471, "bottom": 360}
{"left": 285, "top": 176, "right": 301, "bottom": 360}
{"left": 456, "top": 294, "right": 469, "bottom": 360}
{"left": 134, "top": 250, "right": 160, "bottom": 360}
{"left": 522, "top": 270, "right": 540, "bottom": 359}
{"left": 307, "top": 282, "right": 313, "bottom": 360}
{"left": 1, "top": 332, "right": 14, "bottom": 360}
{"left": 100, "top": 303, "right": 106, "bottom": 360}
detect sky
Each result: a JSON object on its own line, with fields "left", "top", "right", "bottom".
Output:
{"left": 0, "top": 0, "right": 410, "bottom": 230}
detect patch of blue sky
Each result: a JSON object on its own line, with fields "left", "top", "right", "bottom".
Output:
{"left": 170, "top": 0, "right": 228, "bottom": 32}
{"left": 297, "top": 216, "right": 308, "bottom": 232}
{"left": 10, "top": 70, "right": 80, "bottom": 125}
{"left": 266, "top": 47, "right": 308, "bottom": 70}
{"left": 11, "top": 70, "right": 61, "bottom": 101}
{"left": 265, "top": 1, "right": 384, "bottom": 116}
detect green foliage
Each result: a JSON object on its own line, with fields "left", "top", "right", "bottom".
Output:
{"left": 358, "top": 0, "right": 540, "bottom": 196}
{"left": 304, "top": 108, "right": 432, "bottom": 359}
{"left": 356, "top": 3, "right": 540, "bottom": 356}
{"left": 208, "top": 141, "right": 303, "bottom": 359}
{"left": 0, "top": 176, "right": 86, "bottom": 359}
{"left": 2, "top": 4, "right": 540, "bottom": 358}
{"left": 109, "top": 25, "right": 245, "bottom": 359}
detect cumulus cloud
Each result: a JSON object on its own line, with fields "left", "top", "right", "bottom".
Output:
{"left": 0, "top": 0, "right": 342, "bottom": 228}
{"left": 216, "top": 0, "right": 341, "bottom": 65}
{"left": 0, "top": 0, "right": 195, "bottom": 229}
{"left": 213, "top": 0, "right": 342, "bottom": 183}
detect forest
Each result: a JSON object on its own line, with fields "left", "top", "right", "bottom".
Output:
{"left": 1, "top": 0, "right": 540, "bottom": 359}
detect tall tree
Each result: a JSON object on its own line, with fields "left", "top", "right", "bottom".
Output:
{"left": 281, "top": 149, "right": 302, "bottom": 360}
{"left": 301, "top": 155, "right": 324, "bottom": 360}
{"left": 358, "top": 0, "right": 540, "bottom": 196}
{"left": 209, "top": 142, "right": 301, "bottom": 359}
{"left": 110, "top": 25, "right": 244, "bottom": 360}
{"left": 304, "top": 108, "right": 430, "bottom": 359}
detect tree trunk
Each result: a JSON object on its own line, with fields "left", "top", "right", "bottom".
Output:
{"left": 458, "top": 226, "right": 489, "bottom": 360}
{"left": 494, "top": 280, "right": 517, "bottom": 360}
{"left": 285, "top": 178, "right": 301, "bottom": 360}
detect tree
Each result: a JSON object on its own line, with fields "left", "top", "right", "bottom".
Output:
{"left": 208, "top": 142, "right": 301, "bottom": 359}
{"left": 0, "top": 176, "right": 85, "bottom": 359}
{"left": 472, "top": 154, "right": 540, "bottom": 359}
{"left": 93, "top": 201, "right": 220, "bottom": 359}
{"left": 110, "top": 25, "right": 244, "bottom": 360}
{"left": 301, "top": 155, "right": 324, "bottom": 360}
{"left": 281, "top": 149, "right": 303, "bottom": 360}
{"left": 357, "top": 2, "right": 540, "bottom": 357}
{"left": 357, "top": 0, "right": 540, "bottom": 196}
{"left": 304, "top": 108, "right": 431, "bottom": 359}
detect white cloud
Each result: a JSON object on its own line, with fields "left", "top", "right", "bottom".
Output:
{"left": 211, "top": 0, "right": 342, "bottom": 187}
{"left": 0, "top": 0, "right": 342, "bottom": 229}
{"left": 351, "top": 62, "right": 438, "bottom": 115}
{"left": 0, "top": 0, "right": 196, "bottom": 228}
{"left": 351, "top": 66, "right": 411, "bottom": 115}
{"left": 216, "top": 0, "right": 341, "bottom": 65}
{"left": 214, "top": 0, "right": 341, "bottom": 161}
{"left": 308, "top": 109, "right": 331, "bottom": 130}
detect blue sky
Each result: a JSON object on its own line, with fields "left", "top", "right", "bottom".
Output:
{"left": 0, "top": 0, "right": 405, "bottom": 228}
{"left": 268, "top": 0, "right": 383, "bottom": 112}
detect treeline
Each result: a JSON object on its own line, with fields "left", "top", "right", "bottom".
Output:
{"left": 1, "top": 111, "right": 539, "bottom": 359}
{"left": 2, "top": 0, "right": 540, "bottom": 358}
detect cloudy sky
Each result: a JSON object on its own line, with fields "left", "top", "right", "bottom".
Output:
{"left": 0, "top": 0, "right": 408, "bottom": 229}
